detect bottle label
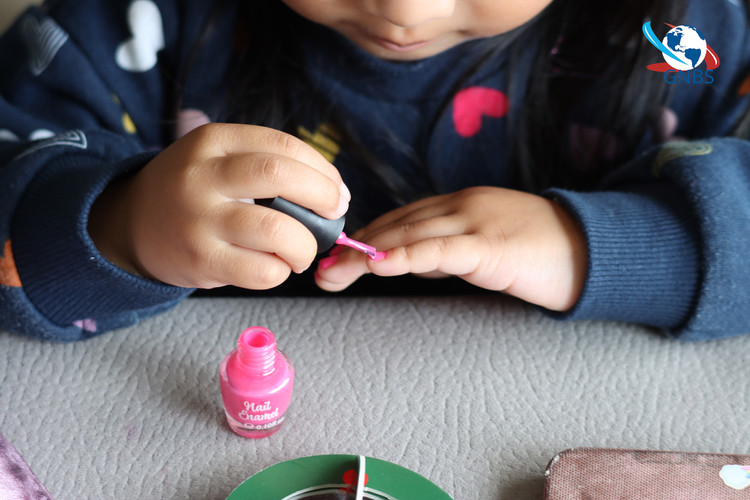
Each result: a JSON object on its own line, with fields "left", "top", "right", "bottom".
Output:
{"left": 237, "top": 414, "right": 285, "bottom": 432}
{"left": 238, "top": 400, "right": 279, "bottom": 421}
{"left": 234, "top": 400, "right": 285, "bottom": 430}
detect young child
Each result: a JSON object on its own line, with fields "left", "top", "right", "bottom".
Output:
{"left": 0, "top": 0, "right": 748, "bottom": 341}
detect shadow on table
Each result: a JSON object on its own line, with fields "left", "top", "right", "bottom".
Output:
{"left": 192, "top": 271, "right": 490, "bottom": 298}
{"left": 497, "top": 476, "right": 546, "bottom": 500}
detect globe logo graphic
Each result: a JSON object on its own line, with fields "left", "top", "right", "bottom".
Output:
{"left": 642, "top": 21, "right": 720, "bottom": 74}
{"left": 661, "top": 25, "right": 706, "bottom": 71}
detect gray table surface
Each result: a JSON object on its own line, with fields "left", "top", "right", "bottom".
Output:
{"left": 2, "top": 295, "right": 749, "bottom": 499}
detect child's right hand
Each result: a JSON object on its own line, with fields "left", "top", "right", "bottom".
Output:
{"left": 88, "top": 124, "right": 350, "bottom": 289}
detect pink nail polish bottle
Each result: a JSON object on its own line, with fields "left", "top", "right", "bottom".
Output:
{"left": 219, "top": 326, "right": 295, "bottom": 438}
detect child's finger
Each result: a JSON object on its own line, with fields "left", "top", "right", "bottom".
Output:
{"left": 201, "top": 243, "right": 294, "bottom": 290}
{"left": 314, "top": 249, "right": 372, "bottom": 291}
{"left": 369, "top": 234, "right": 486, "bottom": 279}
{"left": 315, "top": 208, "right": 469, "bottom": 290}
{"left": 195, "top": 123, "right": 344, "bottom": 185}
{"left": 217, "top": 202, "right": 318, "bottom": 274}
{"left": 214, "top": 152, "right": 349, "bottom": 220}
{"left": 349, "top": 194, "right": 450, "bottom": 240}
{"left": 360, "top": 213, "right": 464, "bottom": 253}
{"left": 315, "top": 232, "right": 487, "bottom": 292}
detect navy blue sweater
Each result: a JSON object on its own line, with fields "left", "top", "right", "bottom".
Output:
{"left": 1, "top": 0, "right": 749, "bottom": 341}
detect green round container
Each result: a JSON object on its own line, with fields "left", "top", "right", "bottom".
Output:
{"left": 226, "top": 454, "right": 453, "bottom": 499}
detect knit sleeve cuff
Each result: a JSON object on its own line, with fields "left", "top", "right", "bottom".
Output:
{"left": 542, "top": 183, "right": 700, "bottom": 330}
{"left": 11, "top": 150, "right": 193, "bottom": 328}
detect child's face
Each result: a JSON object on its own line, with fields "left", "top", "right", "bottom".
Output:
{"left": 281, "top": 0, "right": 554, "bottom": 61}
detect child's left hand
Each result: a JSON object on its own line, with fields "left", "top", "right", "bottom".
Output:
{"left": 314, "top": 186, "right": 587, "bottom": 311}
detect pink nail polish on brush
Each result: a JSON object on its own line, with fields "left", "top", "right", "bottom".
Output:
{"left": 335, "top": 232, "right": 387, "bottom": 261}
{"left": 219, "top": 327, "right": 294, "bottom": 438}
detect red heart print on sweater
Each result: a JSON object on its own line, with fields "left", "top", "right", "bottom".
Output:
{"left": 452, "top": 87, "right": 509, "bottom": 138}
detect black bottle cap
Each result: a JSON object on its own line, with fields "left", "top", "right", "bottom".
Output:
{"left": 256, "top": 197, "right": 345, "bottom": 254}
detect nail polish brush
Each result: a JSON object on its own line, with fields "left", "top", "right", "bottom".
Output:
{"left": 255, "top": 197, "right": 385, "bottom": 260}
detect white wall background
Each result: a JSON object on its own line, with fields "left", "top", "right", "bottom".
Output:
{"left": 0, "top": 0, "right": 41, "bottom": 32}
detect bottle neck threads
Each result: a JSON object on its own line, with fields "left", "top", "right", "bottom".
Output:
{"left": 237, "top": 327, "right": 277, "bottom": 376}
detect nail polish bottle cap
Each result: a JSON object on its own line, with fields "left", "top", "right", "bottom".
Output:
{"left": 257, "top": 197, "right": 345, "bottom": 253}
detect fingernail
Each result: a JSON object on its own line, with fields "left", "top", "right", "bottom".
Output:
{"left": 317, "top": 255, "right": 338, "bottom": 271}
{"left": 370, "top": 251, "right": 387, "bottom": 262}
{"left": 339, "top": 182, "right": 351, "bottom": 202}
{"left": 336, "top": 196, "right": 349, "bottom": 217}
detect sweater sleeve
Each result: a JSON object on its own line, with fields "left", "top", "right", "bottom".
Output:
{"left": 0, "top": 0, "right": 217, "bottom": 341}
{"left": 545, "top": 138, "right": 750, "bottom": 341}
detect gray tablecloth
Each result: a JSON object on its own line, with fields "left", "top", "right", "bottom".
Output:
{"left": 1, "top": 295, "right": 749, "bottom": 499}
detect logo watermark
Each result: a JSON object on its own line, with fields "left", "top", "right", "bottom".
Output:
{"left": 642, "top": 22, "right": 720, "bottom": 84}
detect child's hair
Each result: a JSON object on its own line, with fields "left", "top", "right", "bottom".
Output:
{"left": 175, "top": 0, "right": 748, "bottom": 210}
{"left": 512, "top": 0, "right": 687, "bottom": 190}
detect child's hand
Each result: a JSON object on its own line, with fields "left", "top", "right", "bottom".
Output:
{"left": 315, "top": 187, "right": 587, "bottom": 311}
{"left": 89, "top": 124, "right": 350, "bottom": 289}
